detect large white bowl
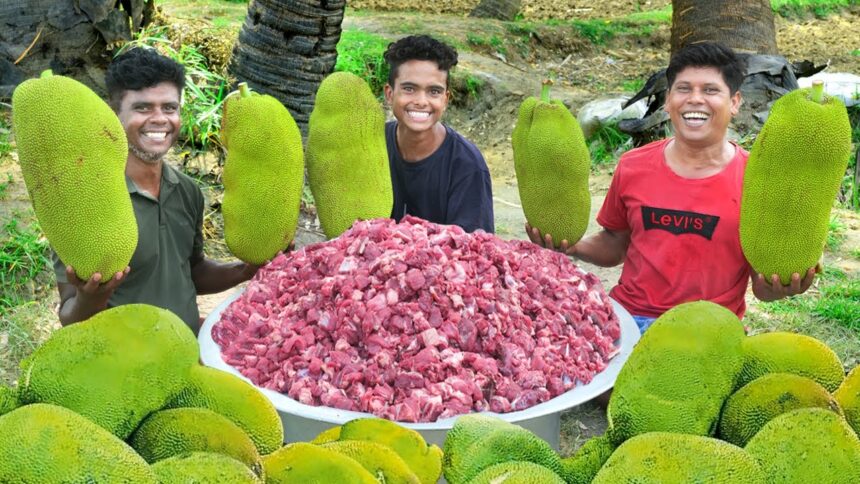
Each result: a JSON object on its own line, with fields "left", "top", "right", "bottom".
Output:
{"left": 199, "top": 290, "right": 639, "bottom": 450}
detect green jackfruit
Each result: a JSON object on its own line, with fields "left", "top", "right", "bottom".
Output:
{"left": 467, "top": 461, "right": 566, "bottom": 484}
{"left": 322, "top": 440, "right": 420, "bottom": 483}
{"left": 607, "top": 301, "right": 745, "bottom": 444}
{"left": 306, "top": 71, "right": 393, "bottom": 238}
{"left": 444, "top": 414, "right": 518, "bottom": 473}
{"left": 445, "top": 421, "right": 563, "bottom": 484}
{"left": 0, "top": 403, "right": 157, "bottom": 483}
{"left": 339, "top": 417, "right": 443, "bottom": 484}
{"left": 264, "top": 442, "right": 377, "bottom": 484}
{"left": 165, "top": 365, "right": 283, "bottom": 455}
{"left": 745, "top": 408, "right": 860, "bottom": 483}
{"left": 0, "top": 384, "right": 19, "bottom": 417}
{"left": 592, "top": 432, "right": 766, "bottom": 484}
{"left": 221, "top": 83, "right": 303, "bottom": 264}
{"left": 18, "top": 304, "right": 198, "bottom": 439}
{"left": 311, "top": 425, "right": 342, "bottom": 444}
{"left": 719, "top": 372, "right": 841, "bottom": 446}
{"left": 512, "top": 79, "right": 591, "bottom": 246}
{"left": 559, "top": 434, "right": 615, "bottom": 484}
{"left": 738, "top": 331, "right": 844, "bottom": 392}
{"left": 129, "top": 407, "right": 263, "bottom": 478}
{"left": 11, "top": 70, "right": 136, "bottom": 281}
{"left": 151, "top": 452, "right": 261, "bottom": 484}
{"left": 740, "top": 83, "right": 852, "bottom": 284}
{"left": 834, "top": 365, "right": 860, "bottom": 437}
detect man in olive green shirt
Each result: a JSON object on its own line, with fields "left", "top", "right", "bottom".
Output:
{"left": 53, "top": 48, "right": 257, "bottom": 334}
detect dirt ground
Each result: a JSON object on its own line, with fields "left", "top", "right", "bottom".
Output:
{"left": 2, "top": 1, "right": 860, "bottom": 455}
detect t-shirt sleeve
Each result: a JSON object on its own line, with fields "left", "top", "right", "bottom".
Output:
{"left": 446, "top": 168, "right": 495, "bottom": 233}
{"left": 596, "top": 163, "right": 629, "bottom": 231}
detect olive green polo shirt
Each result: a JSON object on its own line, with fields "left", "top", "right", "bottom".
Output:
{"left": 54, "top": 163, "right": 205, "bottom": 331}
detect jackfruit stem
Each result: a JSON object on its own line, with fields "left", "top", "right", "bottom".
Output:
{"left": 238, "top": 82, "right": 251, "bottom": 98}
{"left": 540, "top": 79, "right": 553, "bottom": 103}
{"left": 40, "top": 70, "right": 53, "bottom": 79}
{"left": 810, "top": 80, "right": 824, "bottom": 104}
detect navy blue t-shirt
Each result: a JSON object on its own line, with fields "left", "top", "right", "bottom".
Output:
{"left": 386, "top": 121, "right": 494, "bottom": 233}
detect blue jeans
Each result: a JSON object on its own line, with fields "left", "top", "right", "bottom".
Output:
{"left": 633, "top": 315, "right": 657, "bottom": 334}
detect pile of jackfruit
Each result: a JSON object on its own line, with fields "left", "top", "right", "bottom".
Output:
{"left": 438, "top": 300, "right": 860, "bottom": 484}
{"left": 0, "top": 304, "right": 445, "bottom": 483}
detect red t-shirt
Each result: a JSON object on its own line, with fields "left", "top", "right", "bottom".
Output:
{"left": 597, "top": 138, "right": 751, "bottom": 319}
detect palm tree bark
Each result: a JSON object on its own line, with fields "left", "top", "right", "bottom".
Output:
{"left": 469, "top": 0, "right": 522, "bottom": 21}
{"left": 229, "top": 0, "right": 346, "bottom": 133}
{"left": 671, "top": 0, "right": 777, "bottom": 55}
{"left": 0, "top": 0, "right": 154, "bottom": 97}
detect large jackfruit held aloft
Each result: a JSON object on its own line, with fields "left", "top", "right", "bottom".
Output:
{"left": 11, "top": 70, "right": 137, "bottom": 281}
{"left": 18, "top": 304, "right": 199, "bottom": 439}
{"left": 221, "top": 83, "right": 304, "bottom": 264}
{"left": 512, "top": 79, "right": 591, "bottom": 246}
{"left": 0, "top": 403, "right": 157, "bottom": 483}
{"left": 305, "top": 71, "right": 393, "bottom": 239}
{"left": 740, "top": 81, "right": 852, "bottom": 284}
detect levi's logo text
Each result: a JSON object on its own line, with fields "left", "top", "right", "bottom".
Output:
{"left": 641, "top": 206, "right": 719, "bottom": 240}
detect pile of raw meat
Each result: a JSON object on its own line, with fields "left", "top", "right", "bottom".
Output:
{"left": 213, "top": 216, "right": 621, "bottom": 423}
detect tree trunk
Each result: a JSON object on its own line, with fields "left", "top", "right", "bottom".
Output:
{"left": 229, "top": 0, "right": 346, "bottom": 134}
{"left": 0, "top": 0, "right": 154, "bottom": 97}
{"left": 469, "top": 0, "right": 522, "bottom": 21}
{"left": 671, "top": 0, "right": 777, "bottom": 55}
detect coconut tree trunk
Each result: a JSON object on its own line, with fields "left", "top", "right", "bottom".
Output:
{"left": 469, "top": 0, "right": 522, "bottom": 21}
{"left": 229, "top": 0, "right": 346, "bottom": 133}
{"left": 671, "top": 0, "right": 777, "bottom": 55}
{"left": 0, "top": 0, "right": 154, "bottom": 97}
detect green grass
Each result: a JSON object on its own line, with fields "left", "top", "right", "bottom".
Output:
{"left": 826, "top": 213, "right": 847, "bottom": 251}
{"left": 621, "top": 78, "right": 645, "bottom": 93}
{"left": 119, "top": 25, "right": 230, "bottom": 152}
{"left": 0, "top": 218, "right": 50, "bottom": 313}
{"left": 841, "top": 105, "right": 859, "bottom": 210}
{"left": 771, "top": 0, "right": 859, "bottom": 17}
{"left": 335, "top": 30, "right": 391, "bottom": 97}
{"left": 155, "top": 0, "right": 246, "bottom": 28}
{"left": 0, "top": 114, "right": 12, "bottom": 158}
{"left": 466, "top": 33, "right": 507, "bottom": 56}
{"left": 588, "top": 122, "right": 633, "bottom": 167}
{"left": 0, "top": 173, "right": 12, "bottom": 201}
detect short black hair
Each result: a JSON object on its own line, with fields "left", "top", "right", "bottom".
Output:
{"left": 105, "top": 47, "right": 186, "bottom": 109}
{"left": 383, "top": 35, "right": 458, "bottom": 87}
{"left": 666, "top": 42, "right": 747, "bottom": 94}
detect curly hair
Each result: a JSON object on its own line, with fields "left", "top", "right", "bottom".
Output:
{"left": 666, "top": 42, "right": 747, "bottom": 95}
{"left": 383, "top": 35, "right": 458, "bottom": 87}
{"left": 105, "top": 47, "right": 186, "bottom": 108}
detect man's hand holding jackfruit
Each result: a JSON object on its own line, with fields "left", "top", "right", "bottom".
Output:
{"left": 751, "top": 264, "right": 819, "bottom": 302}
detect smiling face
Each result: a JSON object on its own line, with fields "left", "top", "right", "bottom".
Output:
{"left": 665, "top": 66, "right": 741, "bottom": 149}
{"left": 384, "top": 60, "right": 449, "bottom": 136}
{"left": 116, "top": 82, "right": 181, "bottom": 165}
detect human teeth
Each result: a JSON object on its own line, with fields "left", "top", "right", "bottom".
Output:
{"left": 144, "top": 132, "right": 167, "bottom": 140}
{"left": 408, "top": 111, "right": 430, "bottom": 120}
{"left": 682, "top": 112, "right": 708, "bottom": 120}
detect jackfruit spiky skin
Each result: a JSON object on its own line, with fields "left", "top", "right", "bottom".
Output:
{"left": 443, "top": 414, "right": 518, "bottom": 479}
{"left": 311, "top": 425, "right": 342, "bottom": 444}
{"left": 467, "top": 461, "right": 566, "bottom": 484}
{"left": 719, "top": 372, "right": 842, "bottom": 446}
{"left": 0, "top": 403, "right": 157, "bottom": 483}
{"left": 737, "top": 331, "right": 844, "bottom": 392}
{"left": 740, "top": 86, "right": 852, "bottom": 285}
{"left": 306, "top": 71, "right": 393, "bottom": 238}
{"left": 0, "top": 385, "right": 19, "bottom": 417}
{"left": 264, "top": 442, "right": 378, "bottom": 484}
{"left": 129, "top": 407, "right": 263, "bottom": 477}
{"left": 512, "top": 85, "right": 591, "bottom": 246}
{"left": 745, "top": 408, "right": 860, "bottom": 483}
{"left": 322, "top": 440, "right": 421, "bottom": 484}
{"left": 165, "top": 365, "right": 283, "bottom": 455}
{"left": 18, "top": 304, "right": 199, "bottom": 439}
{"left": 11, "top": 71, "right": 136, "bottom": 281}
{"left": 339, "top": 417, "right": 443, "bottom": 484}
{"left": 221, "top": 85, "right": 303, "bottom": 264}
{"left": 606, "top": 301, "right": 745, "bottom": 445}
{"left": 151, "top": 452, "right": 261, "bottom": 484}
{"left": 592, "top": 432, "right": 766, "bottom": 484}
{"left": 559, "top": 434, "right": 615, "bottom": 484}
{"left": 445, "top": 423, "right": 563, "bottom": 484}
{"left": 835, "top": 366, "right": 860, "bottom": 437}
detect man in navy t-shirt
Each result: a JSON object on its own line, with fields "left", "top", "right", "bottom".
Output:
{"left": 382, "top": 35, "right": 494, "bottom": 233}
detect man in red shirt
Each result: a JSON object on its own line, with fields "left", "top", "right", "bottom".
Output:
{"left": 528, "top": 42, "right": 816, "bottom": 332}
